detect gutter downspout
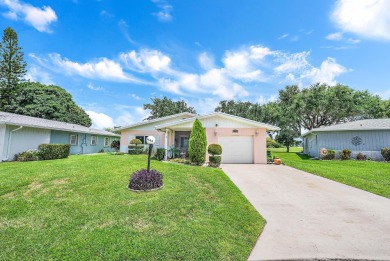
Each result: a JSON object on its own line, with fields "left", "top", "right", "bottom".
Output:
{"left": 5, "top": 126, "right": 23, "bottom": 161}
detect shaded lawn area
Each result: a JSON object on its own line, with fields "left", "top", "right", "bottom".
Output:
{"left": 269, "top": 148, "right": 390, "bottom": 198}
{"left": 0, "top": 154, "right": 264, "bottom": 260}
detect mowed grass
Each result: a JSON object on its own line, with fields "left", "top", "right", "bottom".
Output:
{"left": 0, "top": 154, "right": 264, "bottom": 260}
{"left": 269, "top": 147, "right": 390, "bottom": 198}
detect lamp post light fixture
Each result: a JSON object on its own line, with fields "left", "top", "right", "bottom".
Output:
{"left": 146, "top": 136, "right": 156, "bottom": 172}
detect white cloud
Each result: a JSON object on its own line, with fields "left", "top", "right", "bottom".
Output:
{"left": 331, "top": 0, "right": 390, "bottom": 40}
{"left": 87, "top": 83, "right": 104, "bottom": 91}
{"left": 326, "top": 32, "right": 361, "bottom": 44}
{"left": 326, "top": 32, "right": 344, "bottom": 41}
{"left": 198, "top": 52, "right": 215, "bottom": 70}
{"left": 100, "top": 10, "right": 113, "bottom": 18}
{"left": 114, "top": 105, "right": 151, "bottom": 125}
{"left": 120, "top": 49, "right": 171, "bottom": 73}
{"left": 31, "top": 53, "right": 146, "bottom": 84}
{"left": 129, "top": 94, "right": 141, "bottom": 100}
{"left": 274, "top": 51, "right": 310, "bottom": 73}
{"left": 86, "top": 111, "right": 115, "bottom": 129}
{"left": 25, "top": 65, "right": 54, "bottom": 85}
{"left": 257, "top": 95, "right": 278, "bottom": 105}
{"left": 222, "top": 46, "right": 271, "bottom": 82}
{"left": 346, "top": 38, "right": 361, "bottom": 44}
{"left": 118, "top": 20, "right": 137, "bottom": 45}
{"left": 30, "top": 44, "right": 349, "bottom": 101}
{"left": 301, "top": 57, "right": 347, "bottom": 85}
{"left": 158, "top": 78, "right": 182, "bottom": 95}
{"left": 152, "top": 0, "right": 173, "bottom": 22}
{"left": 376, "top": 89, "right": 390, "bottom": 100}
{"left": 278, "top": 34, "right": 289, "bottom": 39}
{"left": 1, "top": 0, "right": 57, "bottom": 33}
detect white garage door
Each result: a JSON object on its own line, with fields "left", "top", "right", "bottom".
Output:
{"left": 218, "top": 136, "right": 253, "bottom": 164}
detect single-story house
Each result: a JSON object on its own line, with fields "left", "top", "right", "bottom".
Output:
{"left": 302, "top": 119, "right": 390, "bottom": 160}
{"left": 118, "top": 112, "right": 280, "bottom": 164}
{"left": 0, "top": 111, "right": 120, "bottom": 162}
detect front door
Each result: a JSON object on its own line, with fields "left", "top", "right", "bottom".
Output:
{"left": 179, "top": 135, "right": 189, "bottom": 155}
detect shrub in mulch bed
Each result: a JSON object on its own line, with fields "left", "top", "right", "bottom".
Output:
{"left": 128, "top": 169, "right": 164, "bottom": 191}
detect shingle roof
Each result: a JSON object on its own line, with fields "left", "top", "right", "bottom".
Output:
{"left": 0, "top": 111, "right": 120, "bottom": 137}
{"left": 302, "top": 118, "right": 390, "bottom": 137}
{"left": 116, "top": 112, "right": 197, "bottom": 131}
{"left": 155, "top": 112, "right": 280, "bottom": 131}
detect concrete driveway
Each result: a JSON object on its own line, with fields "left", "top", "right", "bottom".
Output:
{"left": 221, "top": 164, "right": 390, "bottom": 261}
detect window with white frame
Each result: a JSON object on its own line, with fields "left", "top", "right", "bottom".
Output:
{"left": 104, "top": 137, "right": 110, "bottom": 147}
{"left": 135, "top": 135, "right": 160, "bottom": 146}
{"left": 70, "top": 134, "right": 78, "bottom": 145}
{"left": 91, "top": 135, "right": 97, "bottom": 145}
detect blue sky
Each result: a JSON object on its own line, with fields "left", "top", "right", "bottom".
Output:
{"left": 1, "top": 0, "right": 390, "bottom": 129}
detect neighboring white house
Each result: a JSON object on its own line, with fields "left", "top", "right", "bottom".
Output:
{"left": 302, "top": 119, "right": 390, "bottom": 160}
{"left": 118, "top": 112, "right": 280, "bottom": 164}
{"left": 0, "top": 111, "right": 120, "bottom": 161}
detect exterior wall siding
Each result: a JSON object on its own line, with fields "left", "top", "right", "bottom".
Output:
{"left": 120, "top": 130, "right": 165, "bottom": 153}
{"left": 6, "top": 126, "right": 51, "bottom": 160}
{"left": 51, "top": 130, "right": 116, "bottom": 155}
{"left": 304, "top": 130, "right": 390, "bottom": 160}
{"left": 0, "top": 124, "right": 6, "bottom": 161}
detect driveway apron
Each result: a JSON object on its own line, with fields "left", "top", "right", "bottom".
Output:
{"left": 221, "top": 164, "right": 390, "bottom": 261}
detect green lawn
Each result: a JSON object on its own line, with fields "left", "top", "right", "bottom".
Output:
{"left": 0, "top": 154, "right": 264, "bottom": 260}
{"left": 269, "top": 148, "right": 390, "bottom": 198}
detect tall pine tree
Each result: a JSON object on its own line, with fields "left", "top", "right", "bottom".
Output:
{"left": 0, "top": 27, "right": 27, "bottom": 110}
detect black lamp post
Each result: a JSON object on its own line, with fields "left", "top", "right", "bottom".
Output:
{"left": 146, "top": 136, "right": 156, "bottom": 172}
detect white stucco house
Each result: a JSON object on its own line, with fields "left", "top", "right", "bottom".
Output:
{"left": 302, "top": 119, "right": 390, "bottom": 160}
{"left": 118, "top": 112, "right": 280, "bottom": 164}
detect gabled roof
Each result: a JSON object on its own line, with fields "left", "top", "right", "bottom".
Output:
{"left": 0, "top": 111, "right": 120, "bottom": 137}
{"left": 116, "top": 112, "right": 197, "bottom": 131}
{"left": 155, "top": 112, "right": 280, "bottom": 131}
{"left": 302, "top": 118, "right": 390, "bottom": 137}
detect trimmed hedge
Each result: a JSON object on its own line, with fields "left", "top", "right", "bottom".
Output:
{"left": 209, "top": 156, "right": 221, "bottom": 168}
{"left": 128, "top": 145, "right": 145, "bottom": 155}
{"left": 208, "top": 144, "right": 222, "bottom": 156}
{"left": 130, "top": 138, "right": 142, "bottom": 145}
{"left": 38, "top": 144, "right": 71, "bottom": 160}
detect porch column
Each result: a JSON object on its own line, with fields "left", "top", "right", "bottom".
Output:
{"left": 164, "top": 129, "right": 169, "bottom": 161}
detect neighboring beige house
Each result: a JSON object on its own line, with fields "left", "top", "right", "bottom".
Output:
{"left": 118, "top": 112, "right": 279, "bottom": 164}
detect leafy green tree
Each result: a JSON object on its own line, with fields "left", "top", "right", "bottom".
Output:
{"left": 188, "top": 119, "right": 207, "bottom": 165}
{"left": 13, "top": 82, "right": 92, "bottom": 127}
{"left": 279, "top": 83, "right": 389, "bottom": 130}
{"left": 0, "top": 27, "right": 27, "bottom": 110}
{"left": 143, "top": 96, "right": 196, "bottom": 120}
